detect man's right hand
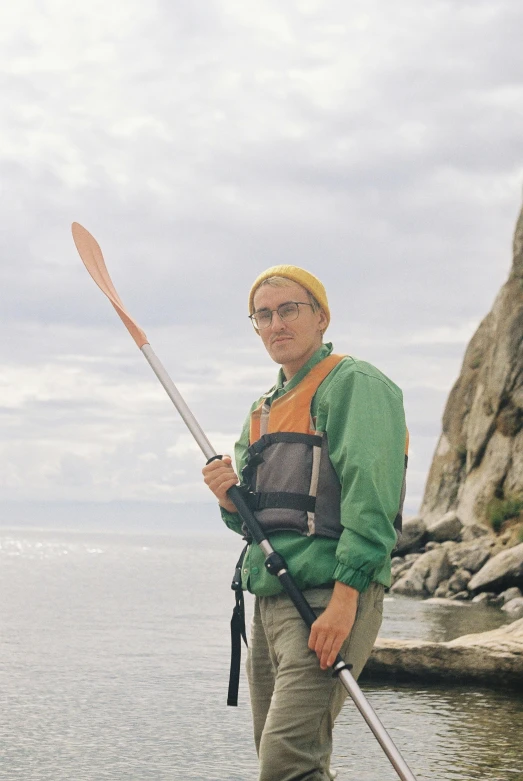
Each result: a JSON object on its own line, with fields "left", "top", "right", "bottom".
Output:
{"left": 202, "top": 456, "right": 239, "bottom": 514}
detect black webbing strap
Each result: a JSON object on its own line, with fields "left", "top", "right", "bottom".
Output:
{"left": 247, "top": 491, "right": 316, "bottom": 513}
{"left": 227, "top": 545, "right": 249, "bottom": 707}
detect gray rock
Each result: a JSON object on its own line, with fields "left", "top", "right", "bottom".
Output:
{"left": 447, "top": 538, "right": 493, "bottom": 574}
{"left": 501, "top": 598, "right": 523, "bottom": 620}
{"left": 424, "top": 541, "right": 441, "bottom": 552}
{"left": 468, "top": 542, "right": 523, "bottom": 593}
{"left": 391, "top": 565, "right": 426, "bottom": 597}
{"left": 471, "top": 592, "right": 497, "bottom": 605}
{"left": 390, "top": 560, "right": 412, "bottom": 585}
{"left": 391, "top": 548, "right": 452, "bottom": 597}
{"left": 458, "top": 545, "right": 492, "bottom": 574}
{"left": 394, "top": 516, "right": 427, "bottom": 555}
{"left": 461, "top": 523, "right": 490, "bottom": 542}
{"left": 425, "top": 548, "right": 454, "bottom": 594}
{"left": 447, "top": 568, "right": 472, "bottom": 594}
{"left": 363, "top": 618, "right": 523, "bottom": 688}
{"left": 499, "top": 587, "right": 523, "bottom": 604}
{"left": 427, "top": 512, "right": 463, "bottom": 542}
{"left": 434, "top": 580, "right": 450, "bottom": 598}
{"left": 450, "top": 590, "right": 470, "bottom": 601}
{"left": 390, "top": 556, "right": 404, "bottom": 567}
{"left": 405, "top": 553, "right": 422, "bottom": 561}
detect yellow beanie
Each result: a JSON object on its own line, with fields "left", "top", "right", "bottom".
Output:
{"left": 248, "top": 265, "right": 330, "bottom": 329}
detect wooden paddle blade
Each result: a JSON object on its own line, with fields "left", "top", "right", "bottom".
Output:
{"left": 72, "top": 222, "right": 149, "bottom": 348}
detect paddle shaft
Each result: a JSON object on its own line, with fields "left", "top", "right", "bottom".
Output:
{"left": 141, "top": 344, "right": 419, "bottom": 781}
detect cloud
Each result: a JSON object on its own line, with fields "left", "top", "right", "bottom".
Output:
{"left": 0, "top": 0, "right": 522, "bottom": 517}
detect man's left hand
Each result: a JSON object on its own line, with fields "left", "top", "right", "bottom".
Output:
{"left": 308, "top": 582, "right": 359, "bottom": 670}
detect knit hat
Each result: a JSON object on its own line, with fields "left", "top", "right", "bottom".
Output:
{"left": 248, "top": 265, "right": 330, "bottom": 329}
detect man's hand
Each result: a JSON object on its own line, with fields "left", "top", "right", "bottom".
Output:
{"left": 202, "top": 455, "right": 239, "bottom": 514}
{"left": 308, "top": 582, "right": 359, "bottom": 670}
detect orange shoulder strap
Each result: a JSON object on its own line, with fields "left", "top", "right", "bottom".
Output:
{"left": 250, "top": 354, "right": 345, "bottom": 441}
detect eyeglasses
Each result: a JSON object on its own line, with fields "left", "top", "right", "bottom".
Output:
{"left": 249, "top": 301, "right": 314, "bottom": 330}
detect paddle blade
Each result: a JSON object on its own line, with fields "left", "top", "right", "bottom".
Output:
{"left": 72, "top": 222, "right": 149, "bottom": 348}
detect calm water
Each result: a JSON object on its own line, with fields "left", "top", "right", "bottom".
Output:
{"left": 1, "top": 528, "right": 522, "bottom": 781}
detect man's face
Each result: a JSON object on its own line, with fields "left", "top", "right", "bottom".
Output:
{"left": 252, "top": 281, "right": 328, "bottom": 378}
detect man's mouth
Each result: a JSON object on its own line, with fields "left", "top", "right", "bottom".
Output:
{"left": 271, "top": 335, "right": 293, "bottom": 345}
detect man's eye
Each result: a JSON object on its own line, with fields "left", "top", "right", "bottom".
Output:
{"left": 257, "top": 311, "right": 271, "bottom": 323}
{"left": 279, "top": 304, "right": 296, "bottom": 317}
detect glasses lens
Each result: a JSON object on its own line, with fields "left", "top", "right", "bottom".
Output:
{"left": 278, "top": 302, "right": 299, "bottom": 321}
{"left": 253, "top": 310, "right": 272, "bottom": 329}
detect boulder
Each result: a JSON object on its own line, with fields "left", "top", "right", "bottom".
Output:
{"left": 450, "top": 590, "right": 470, "bottom": 600}
{"left": 427, "top": 512, "right": 462, "bottom": 541}
{"left": 468, "top": 542, "right": 523, "bottom": 593}
{"left": 461, "top": 523, "right": 490, "bottom": 541}
{"left": 471, "top": 592, "right": 497, "bottom": 605}
{"left": 391, "top": 563, "right": 426, "bottom": 597}
{"left": 390, "top": 557, "right": 413, "bottom": 585}
{"left": 425, "top": 549, "right": 453, "bottom": 593}
{"left": 446, "top": 568, "right": 472, "bottom": 594}
{"left": 502, "top": 598, "right": 523, "bottom": 620}
{"left": 434, "top": 579, "right": 450, "bottom": 598}
{"left": 391, "top": 547, "right": 452, "bottom": 597}
{"left": 499, "top": 587, "right": 522, "bottom": 604}
{"left": 447, "top": 538, "right": 492, "bottom": 574}
{"left": 363, "top": 618, "right": 523, "bottom": 689}
{"left": 394, "top": 516, "right": 427, "bottom": 555}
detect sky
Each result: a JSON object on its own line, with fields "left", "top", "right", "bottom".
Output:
{"left": 1, "top": 0, "right": 522, "bottom": 522}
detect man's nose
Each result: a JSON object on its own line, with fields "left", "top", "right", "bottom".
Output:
{"left": 270, "top": 311, "right": 286, "bottom": 330}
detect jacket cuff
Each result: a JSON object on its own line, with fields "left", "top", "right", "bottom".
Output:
{"left": 219, "top": 505, "right": 243, "bottom": 534}
{"left": 333, "top": 562, "right": 372, "bottom": 593}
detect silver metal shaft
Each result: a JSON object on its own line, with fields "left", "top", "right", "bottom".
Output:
{"left": 338, "top": 668, "right": 418, "bottom": 781}
{"left": 141, "top": 344, "right": 216, "bottom": 462}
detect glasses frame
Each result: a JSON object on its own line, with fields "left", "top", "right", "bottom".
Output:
{"left": 249, "top": 300, "right": 314, "bottom": 330}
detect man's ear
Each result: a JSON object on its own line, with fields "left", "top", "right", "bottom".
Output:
{"left": 318, "top": 309, "right": 328, "bottom": 331}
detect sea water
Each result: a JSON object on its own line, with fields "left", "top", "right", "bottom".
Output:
{"left": 1, "top": 527, "right": 521, "bottom": 781}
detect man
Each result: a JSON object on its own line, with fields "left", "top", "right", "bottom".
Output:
{"left": 203, "top": 266, "right": 407, "bottom": 781}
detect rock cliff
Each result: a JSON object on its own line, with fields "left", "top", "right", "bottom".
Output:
{"left": 420, "top": 203, "right": 523, "bottom": 528}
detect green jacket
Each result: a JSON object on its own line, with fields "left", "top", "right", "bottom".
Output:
{"left": 220, "top": 343, "right": 407, "bottom": 596}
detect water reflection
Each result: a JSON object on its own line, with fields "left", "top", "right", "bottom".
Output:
{"left": 381, "top": 594, "right": 508, "bottom": 643}
{"left": 333, "top": 683, "right": 523, "bottom": 781}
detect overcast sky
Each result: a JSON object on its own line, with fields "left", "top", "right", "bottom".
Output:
{"left": 1, "top": 0, "right": 522, "bottom": 520}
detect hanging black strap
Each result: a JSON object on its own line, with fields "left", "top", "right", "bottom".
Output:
{"left": 227, "top": 545, "right": 249, "bottom": 707}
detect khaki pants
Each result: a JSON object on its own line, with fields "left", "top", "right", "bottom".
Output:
{"left": 245, "top": 583, "right": 384, "bottom": 781}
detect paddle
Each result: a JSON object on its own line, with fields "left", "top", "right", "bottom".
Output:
{"left": 71, "top": 222, "right": 420, "bottom": 781}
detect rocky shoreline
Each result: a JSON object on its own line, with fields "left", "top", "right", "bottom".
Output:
{"left": 362, "top": 514, "right": 523, "bottom": 689}
{"left": 391, "top": 514, "right": 523, "bottom": 616}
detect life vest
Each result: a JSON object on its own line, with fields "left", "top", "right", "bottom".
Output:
{"left": 241, "top": 353, "right": 346, "bottom": 539}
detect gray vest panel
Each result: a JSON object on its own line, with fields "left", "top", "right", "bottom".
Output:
{"left": 242, "top": 432, "right": 342, "bottom": 539}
